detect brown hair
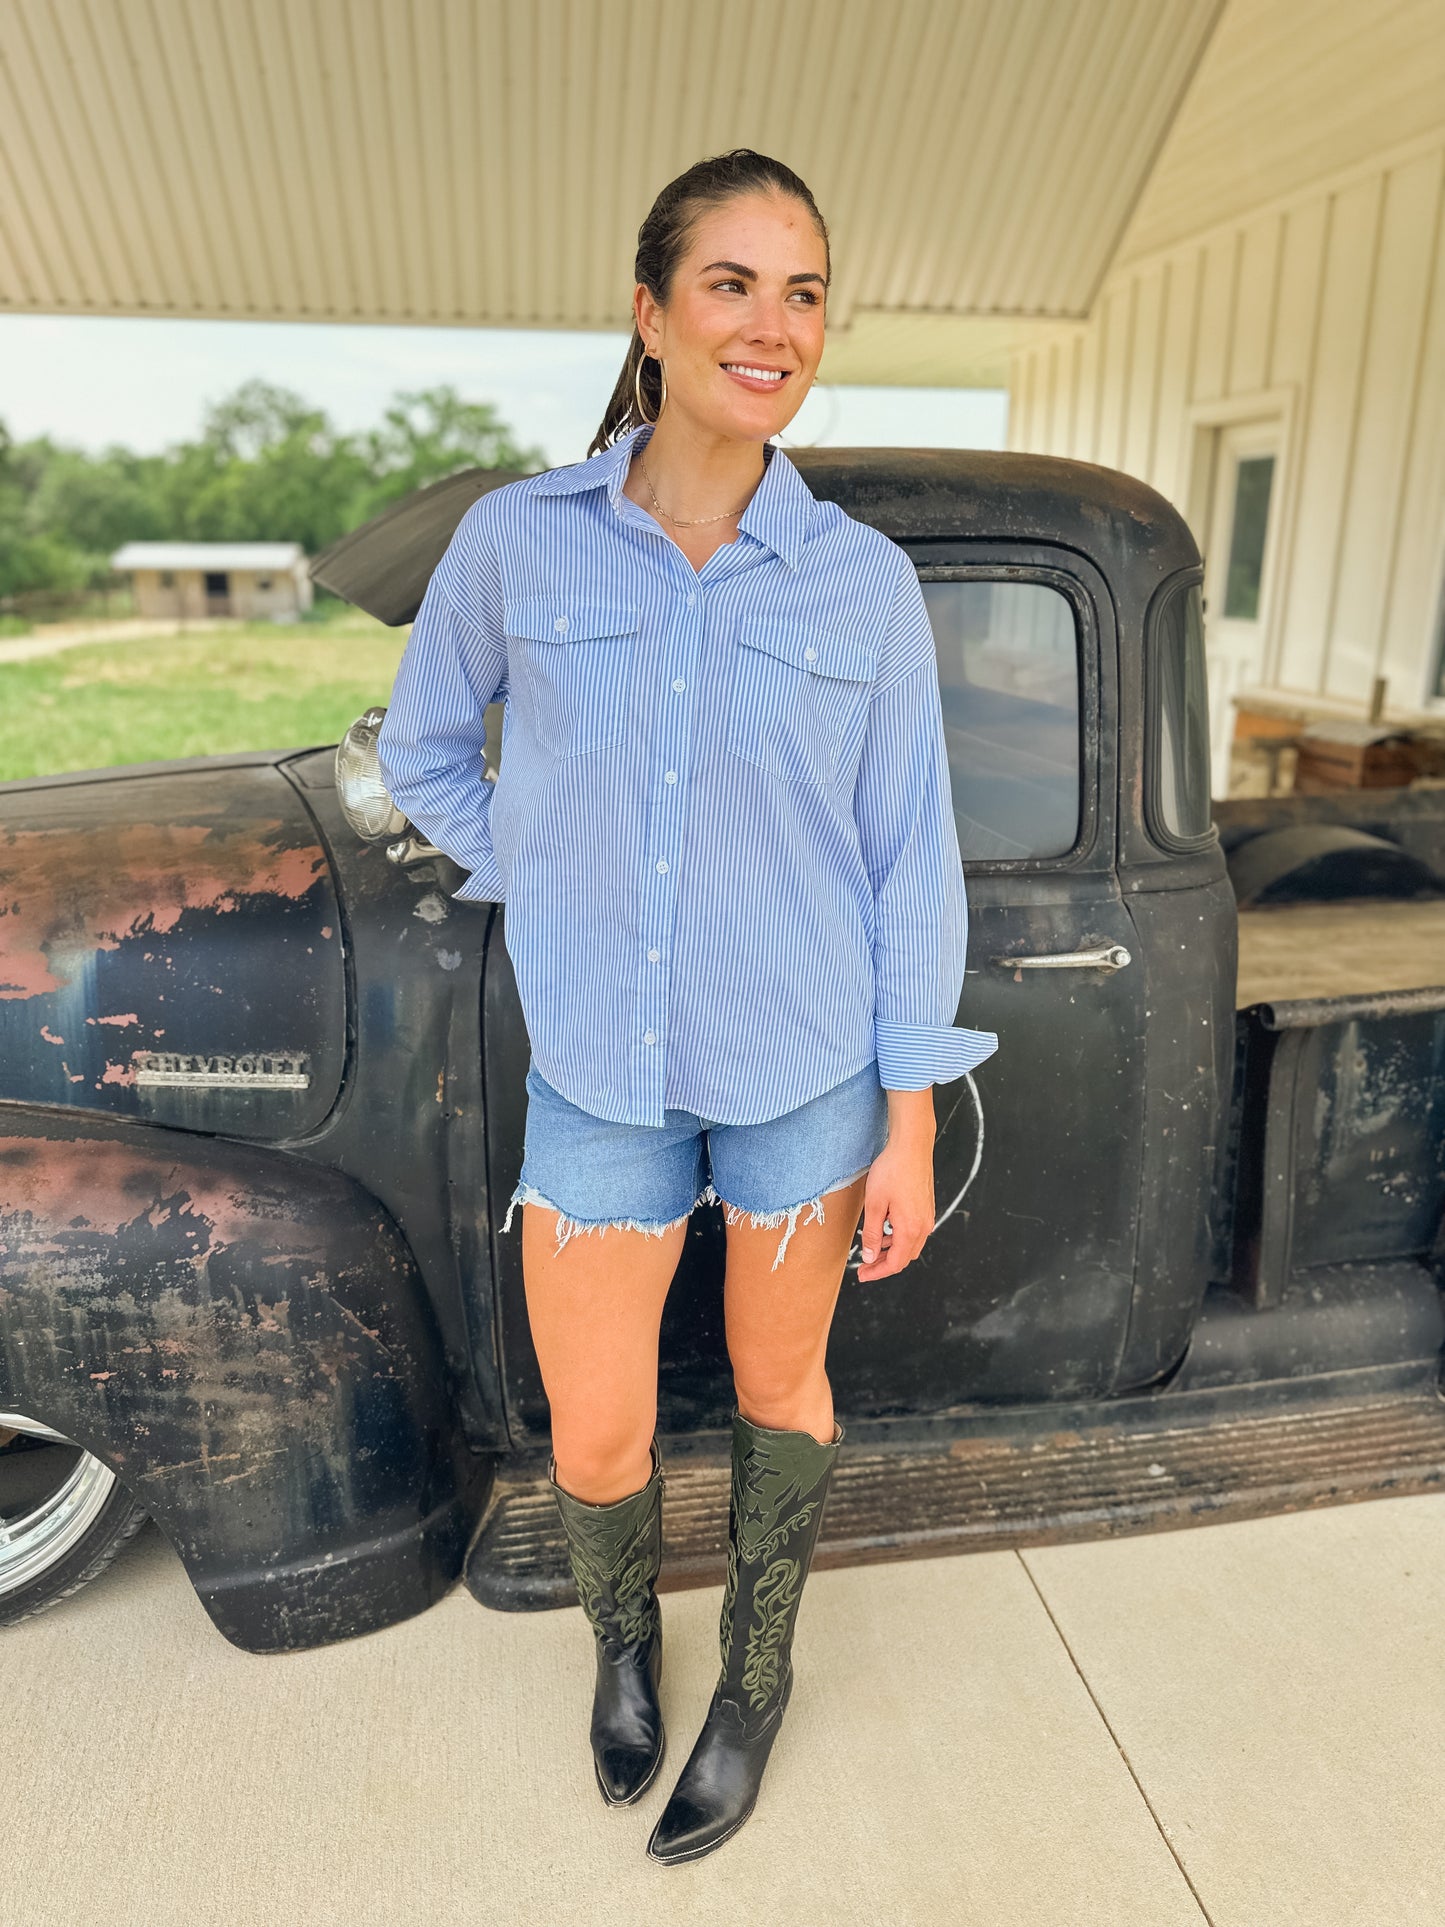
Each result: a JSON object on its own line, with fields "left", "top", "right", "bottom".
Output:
{"left": 587, "top": 148, "right": 830, "bottom": 458}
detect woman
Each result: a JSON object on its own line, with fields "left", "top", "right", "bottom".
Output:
{"left": 376, "top": 148, "right": 997, "bottom": 1864}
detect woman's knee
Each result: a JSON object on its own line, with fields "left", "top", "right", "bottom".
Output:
{"left": 550, "top": 1410, "right": 657, "bottom": 1504}
{"left": 728, "top": 1353, "right": 830, "bottom": 1432}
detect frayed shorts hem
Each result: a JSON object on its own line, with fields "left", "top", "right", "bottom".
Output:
{"left": 501, "top": 1164, "right": 873, "bottom": 1272}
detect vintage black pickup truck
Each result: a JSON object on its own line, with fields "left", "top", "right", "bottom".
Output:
{"left": 3, "top": 449, "right": 1443, "bottom": 1653}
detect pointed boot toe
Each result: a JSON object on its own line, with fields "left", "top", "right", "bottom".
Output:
{"left": 595, "top": 1725, "right": 666, "bottom": 1805}
{"left": 646, "top": 1791, "right": 725, "bottom": 1863}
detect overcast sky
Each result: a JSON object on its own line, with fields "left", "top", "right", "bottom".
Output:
{"left": 2, "top": 314, "right": 1008, "bottom": 468}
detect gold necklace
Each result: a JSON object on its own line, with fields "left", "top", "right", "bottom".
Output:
{"left": 639, "top": 451, "right": 752, "bottom": 527}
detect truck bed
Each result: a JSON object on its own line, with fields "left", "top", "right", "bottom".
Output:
{"left": 1235, "top": 900, "right": 1445, "bottom": 1008}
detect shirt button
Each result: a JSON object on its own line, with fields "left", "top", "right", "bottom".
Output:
{"left": 803, "top": 646, "right": 817, "bottom": 662}
{"left": 672, "top": 677, "right": 685, "bottom": 692}
{"left": 555, "top": 616, "right": 569, "bottom": 633}
{"left": 664, "top": 770, "right": 677, "bottom": 784}
{"left": 686, "top": 593, "right": 696, "bottom": 607}
{"left": 643, "top": 1029, "right": 656, "bottom": 1045}
{"left": 647, "top": 947, "right": 660, "bottom": 962}
{"left": 656, "top": 858, "right": 669, "bottom": 874}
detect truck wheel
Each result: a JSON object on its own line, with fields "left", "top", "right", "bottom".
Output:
{"left": 0, "top": 1415, "right": 150, "bottom": 1628}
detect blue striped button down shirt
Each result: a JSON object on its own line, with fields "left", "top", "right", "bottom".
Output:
{"left": 375, "top": 421, "right": 999, "bottom": 1128}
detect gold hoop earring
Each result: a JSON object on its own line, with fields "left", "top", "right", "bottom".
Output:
{"left": 632, "top": 349, "right": 667, "bottom": 425}
{"left": 631, "top": 358, "right": 655, "bottom": 429}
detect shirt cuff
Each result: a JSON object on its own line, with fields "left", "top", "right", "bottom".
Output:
{"left": 448, "top": 838, "right": 506, "bottom": 903}
{"left": 875, "top": 1017, "right": 999, "bottom": 1090}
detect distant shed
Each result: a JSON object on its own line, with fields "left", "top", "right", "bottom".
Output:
{"left": 109, "top": 542, "right": 313, "bottom": 621}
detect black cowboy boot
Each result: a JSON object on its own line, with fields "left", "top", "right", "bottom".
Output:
{"left": 646, "top": 1408, "right": 842, "bottom": 1863}
{"left": 549, "top": 1438, "right": 667, "bottom": 1805}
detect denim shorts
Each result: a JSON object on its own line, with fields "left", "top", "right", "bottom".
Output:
{"left": 500, "top": 1058, "right": 890, "bottom": 1271}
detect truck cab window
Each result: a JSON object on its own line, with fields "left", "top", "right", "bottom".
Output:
{"left": 919, "top": 577, "right": 1080, "bottom": 861}
{"left": 1151, "top": 578, "right": 1213, "bottom": 840}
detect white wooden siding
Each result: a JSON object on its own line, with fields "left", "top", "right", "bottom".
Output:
{"left": 1008, "top": 135, "right": 1445, "bottom": 710}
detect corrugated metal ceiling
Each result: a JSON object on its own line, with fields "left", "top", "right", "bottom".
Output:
{"left": 0, "top": 0, "right": 1224, "bottom": 382}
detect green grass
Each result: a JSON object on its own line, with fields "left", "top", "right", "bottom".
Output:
{"left": 0, "top": 605, "right": 408, "bottom": 783}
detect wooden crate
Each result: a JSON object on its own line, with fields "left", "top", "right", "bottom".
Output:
{"left": 1293, "top": 721, "right": 1421, "bottom": 791}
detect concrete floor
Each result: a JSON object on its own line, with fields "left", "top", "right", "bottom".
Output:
{"left": 5, "top": 1492, "right": 1444, "bottom": 1927}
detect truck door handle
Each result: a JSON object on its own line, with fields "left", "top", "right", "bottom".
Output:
{"left": 991, "top": 944, "right": 1133, "bottom": 971}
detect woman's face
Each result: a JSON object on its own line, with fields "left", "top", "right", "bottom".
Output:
{"left": 636, "top": 190, "right": 828, "bottom": 444}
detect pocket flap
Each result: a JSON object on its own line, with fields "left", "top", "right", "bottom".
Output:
{"left": 739, "top": 619, "right": 875, "bottom": 682}
{"left": 505, "top": 596, "right": 641, "bottom": 643}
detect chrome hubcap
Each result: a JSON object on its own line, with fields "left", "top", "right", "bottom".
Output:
{"left": 0, "top": 1413, "right": 117, "bottom": 1597}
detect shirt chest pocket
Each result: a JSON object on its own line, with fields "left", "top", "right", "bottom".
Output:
{"left": 726, "top": 618, "right": 875, "bottom": 790}
{"left": 504, "top": 596, "right": 642, "bottom": 757}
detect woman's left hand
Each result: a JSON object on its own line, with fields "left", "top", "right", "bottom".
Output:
{"left": 857, "top": 1105, "right": 937, "bottom": 1282}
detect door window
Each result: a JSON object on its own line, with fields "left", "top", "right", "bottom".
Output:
{"left": 918, "top": 577, "right": 1081, "bottom": 861}
{"left": 1222, "top": 455, "right": 1275, "bottom": 619}
{"left": 1149, "top": 579, "right": 1213, "bottom": 843}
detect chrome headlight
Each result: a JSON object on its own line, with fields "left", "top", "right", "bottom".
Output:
{"left": 335, "top": 707, "right": 409, "bottom": 842}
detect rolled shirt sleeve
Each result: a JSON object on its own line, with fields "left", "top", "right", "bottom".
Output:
{"left": 375, "top": 501, "right": 509, "bottom": 904}
{"left": 854, "top": 554, "right": 1000, "bottom": 1091}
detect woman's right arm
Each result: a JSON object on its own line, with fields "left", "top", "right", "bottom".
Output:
{"left": 375, "top": 501, "right": 509, "bottom": 903}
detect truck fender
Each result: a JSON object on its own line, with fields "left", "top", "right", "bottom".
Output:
{"left": 0, "top": 1109, "right": 493, "bottom": 1653}
{"left": 1227, "top": 823, "right": 1444, "bottom": 906}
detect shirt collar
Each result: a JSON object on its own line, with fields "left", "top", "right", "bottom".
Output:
{"left": 530, "top": 421, "right": 814, "bottom": 572}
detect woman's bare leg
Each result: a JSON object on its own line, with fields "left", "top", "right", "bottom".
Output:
{"left": 521, "top": 1204, "right": 688, "bottom": 1503}
{"left": 721, "top": 1173, "right": 867, "bottom": 1444}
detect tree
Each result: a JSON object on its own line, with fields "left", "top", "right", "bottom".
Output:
{"left": 0, "top": 379, "right": 545, "bottom": 601}
{"left": 0, "top": 425, "right": 94, "bottom": 598}
{"left": 152, "top": 380, "right": 375, "bottom": 554}
{"left": 361, "top": 386, "right": 545, "bottom": 510}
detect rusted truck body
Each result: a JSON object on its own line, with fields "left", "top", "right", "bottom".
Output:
{"left": 2, "top": 449, "right": 1441, "bottom": 1653}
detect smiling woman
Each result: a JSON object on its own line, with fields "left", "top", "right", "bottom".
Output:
{"left": 588, "top": 148, "right": 830, "bottom": 491}
{"left": 373, "top": 147, "right": 996, "bottom": 1866}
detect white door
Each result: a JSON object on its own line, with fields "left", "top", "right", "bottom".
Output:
{"left": 1203, "top": 418, "right": 1280, "bottom": 796}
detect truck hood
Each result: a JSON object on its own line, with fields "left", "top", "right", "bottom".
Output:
{"left": 0, "top": 760, "right": 345, "bottom": 1140}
